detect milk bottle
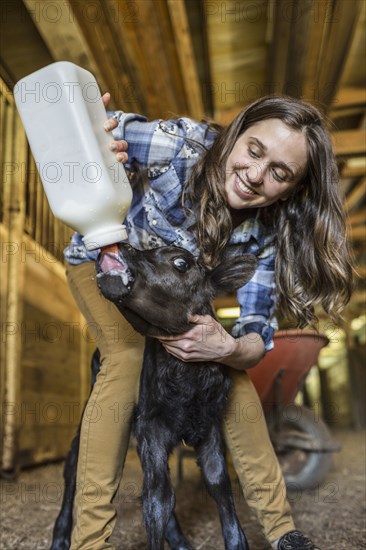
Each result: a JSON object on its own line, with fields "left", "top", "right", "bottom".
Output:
{"left": 14, "top": 61, "right": 132, "bottom": 250}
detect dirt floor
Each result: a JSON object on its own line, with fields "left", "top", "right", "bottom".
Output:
{"left": 0, "top": 430, "right": 365, "bottom": 550}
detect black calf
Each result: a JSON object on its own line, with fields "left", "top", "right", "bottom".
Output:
{"left": 51, "top": 244, "right": 257, "bottom": 550}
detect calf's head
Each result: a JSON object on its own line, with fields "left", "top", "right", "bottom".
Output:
{"left": 97, "top": 244, "right": 257, "bottom": 337}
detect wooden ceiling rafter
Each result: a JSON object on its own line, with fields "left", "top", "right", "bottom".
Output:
{"left": 332, "top": 86, "right": 366, "bottom": 110}
{"left": 341, "top": 158, "right": 366, "bottom": 178}
{"left": 204, "top": 0, "right": 268, "bottom": 118}
{"left": 332, "top": 129, "right": 366, "bottom": 156}
{"left": 315, "top": 0, "right": 362, "bottom": 107}
{"left": 68, "top": 0, "right": 143, "bottom": 114}
{"left": 152, "top": 0, "right": 189, "bottom": 115}
{"left": 22, "top": 0, "right": 109, "bottom": 93}
{"left": 184, "top": 0, "right": 214, "bottom": 117}
{"left": 349, "top": 225, "right": 366, "bottom": 242}
{"left": 22, "top": 0, "right": 205, "bottom": 120}
{"left": 100, "top": 0, "right": 171, "bottom": 116}
{"left": 118, "top": 0, "right": 186, "bottom": 118}
{"left": 267, "top": 0, "right": 362, "bottom": 109}
{"left": 166, "top": 0, "right": 204, "bottom": 120}
{"left": 267, "top": 0, "right": 294, "bottom": 96}
{"left": 345, "top": 177, "right": 366, "bottom": 212}
{"left": 348, "top": 209, "right": 366, "bottom": 226}
{"left": 301, "top": 0, "right": 332, "bottom": 103}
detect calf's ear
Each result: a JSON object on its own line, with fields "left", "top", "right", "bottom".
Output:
{"left": 209, "top": 253, "right": 258, "bottom": 297}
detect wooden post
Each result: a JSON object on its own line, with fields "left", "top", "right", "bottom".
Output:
{"left": 1, "top": 74, "right": 96, "bottom": 471}
{"left": 0, "top": 88, "right": 27, "bottom": 474}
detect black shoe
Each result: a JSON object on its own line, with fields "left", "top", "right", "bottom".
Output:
{"left": 277, "top": 530, "right": 320, "bottom": 550}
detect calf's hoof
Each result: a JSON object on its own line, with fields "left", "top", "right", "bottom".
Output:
{"left": 50, "top": 538, "right": 70, "bottom": 550}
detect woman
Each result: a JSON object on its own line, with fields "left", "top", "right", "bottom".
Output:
{"left": 65, "top": 94, "right": 353, "bottom": 550}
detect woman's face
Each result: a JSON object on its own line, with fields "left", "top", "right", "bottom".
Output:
{"left": 225, "top": 118, "right": 308, "bottom": 209}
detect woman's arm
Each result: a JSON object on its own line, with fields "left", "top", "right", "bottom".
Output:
{"left": 102, "top": 93, "right": 215, "bottom": 173}
{"left": 158, "top": 314, "right": 265, "bottom": 371}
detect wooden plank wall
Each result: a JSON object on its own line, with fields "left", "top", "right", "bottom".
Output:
{"left": 0, "top": 77, "right": 93, "bottom": 473}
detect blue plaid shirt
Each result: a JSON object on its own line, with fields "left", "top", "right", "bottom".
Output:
{"left": 64, "top": 112, "right": 278, "bottom": 351}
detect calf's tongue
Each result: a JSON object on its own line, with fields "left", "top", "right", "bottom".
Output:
{"left": 97, "top": 243, "right": 132, "bottom": 287}
{"left": 98, "top": 244, "right": 127, "bottom": 273}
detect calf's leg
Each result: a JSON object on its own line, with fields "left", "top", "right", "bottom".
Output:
{"left": 50, "top": 429, "right": 80, "bottom": 550}
{"left": 136, "top": 422, "right": 176, "bottom": 550}
{"left": 195, "top": 426, "right": 249, "bottom": 550}
{"left": 165, "top": 512, "right": 193, "bottom": 550}
{"left": 51, "top": 349, "right": 101, "bottom": 550}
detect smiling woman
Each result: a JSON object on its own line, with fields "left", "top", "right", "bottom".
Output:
{"left": 185, "top": 95, "right": 353, "bottom": 327}
{"left": 62, "top": 93, "right": 353, "bottom": 550}
{"left": 224, "top": 118, "right": 308, "bottom": 209}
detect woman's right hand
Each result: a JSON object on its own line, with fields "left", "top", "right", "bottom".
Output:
{"left": 102, "top": 92, "right": 129, "bottom": 164}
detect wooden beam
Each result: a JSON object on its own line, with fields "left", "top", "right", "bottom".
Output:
{"left": 22, "top": 0, "right": 108, "bottom": 93}
{"left": 341, "top": 157, "right": 366, "bottom": 178}
{"left": 285, "top": 0, "right": 330, "bottom": 101}
{"left": 348, "top": 208, "right": 366, "bottom": 226}
{"left": 0, "top": 88, "right": 27, "bottom": 472}
{"left": 351, "top": 290, "right": 366, "bottom": 303}
{"left": 301, "top": 0, "right": 331, "bottom": 103}
{"left": 340, "top": 178, "right": 355, "bottom": 196}
{"left": 349, "top": 225, "right": 366, "bottom": 241}
{"left": 355, "top": 265, "right": 366, "bottom": 278}
{"left": 346, "top": 177, "right": 366, "bottom": 211}
{"left": 184, "top": 0, "right": 214, "bottom": 117}
{"left": 213, "top": 295, "right": 238, "bottom": 309}
{"left": 338, "top": 0, "right": 366, "bottom": 88}
{"left": 332, "top": 130, "right": 366, "bottom": 156}
{"left": 316, "top": 0, "right": 362, "bottom": 106}
{"left": 332, "top": 87, "right": 366, "bottom": 109}
{"left": 166, "top": 0, "right": 204, "bottom": 119}
{"left": 268, "top": 0, "right": 362, "bottom": 108}
{"left": 206, "top": 0, "right": 268, "bottom": 116}
{"left": 152, "top": 0, "right": 189, "bottom": 114}
{"left": 267, "top": 0, "right": 294, "bottom": 95}
{"left": 102, "top": 0, "right": 187, "bottom": 118}
{"left": 266, "top": 0, "right": 330, "bottom": 103}
{"left": 216, "top": 106, "right": 243, "bottom": 127}
{"left": 101, "top": 0, "right": 189, "bottom": 117}
{"left": 69, "top": 0, "right": 142, "bottom": 113}
{"left": 331, "top": 107, "right": 366, "bottom": 121}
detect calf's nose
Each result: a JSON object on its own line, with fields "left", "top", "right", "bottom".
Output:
{"left": 97, "top": 272, "right": 131, "bottom": 302}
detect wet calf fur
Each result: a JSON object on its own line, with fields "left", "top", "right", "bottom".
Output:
{"left": 51, "top": 244, "right": 257, "bottom": 550}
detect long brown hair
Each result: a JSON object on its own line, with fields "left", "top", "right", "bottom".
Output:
{"left": 184, "top": 95, "right": 354, "bottom": 327}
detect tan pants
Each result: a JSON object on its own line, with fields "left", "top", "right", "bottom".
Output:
{"left": 67, "top": 262, "right": 294, "bottom": 549}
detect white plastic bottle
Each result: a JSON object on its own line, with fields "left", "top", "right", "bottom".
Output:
{"left": 14, "top": 61, "right": 132, "bottom": 250}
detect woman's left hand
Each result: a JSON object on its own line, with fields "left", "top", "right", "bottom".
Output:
{"left": 158, "top": 314, "right": 236, "bottom": 363}
{"left": 102, "top": 92, "right": 129, "bottom": 163}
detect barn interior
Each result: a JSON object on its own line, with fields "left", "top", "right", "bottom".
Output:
{"left": 0, "top": 1, "right": 365, "bottom": 549}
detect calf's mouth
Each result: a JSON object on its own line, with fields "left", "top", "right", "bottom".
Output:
{"left": 96, "top": 243, "right": 134, "bottom": 302}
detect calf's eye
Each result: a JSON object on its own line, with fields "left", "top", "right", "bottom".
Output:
{"left": 173, "top": 257, "right": 189, "bottom": 273}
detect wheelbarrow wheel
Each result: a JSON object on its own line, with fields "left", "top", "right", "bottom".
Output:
{"left": 272, "top": 405, "right": 335, "bottom": 491}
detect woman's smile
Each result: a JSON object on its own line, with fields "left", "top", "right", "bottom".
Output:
{"left": 234, "top": 172, "right": 259, "bottom": 197}
{"left": 225, "top": 118, "right": 308, "bottom": 210}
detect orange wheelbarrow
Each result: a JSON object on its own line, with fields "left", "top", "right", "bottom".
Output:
{"left": 248, "top": 329, "right": 341, "bottom": 490}
{"left": 177, "top": 330, "right": 340, "bottom": 490}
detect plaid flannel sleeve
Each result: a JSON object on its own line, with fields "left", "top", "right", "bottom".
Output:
{"left": 231, "top": 241, "right": 278, "bottom": 352}
{"left": 109, "top": 111, "right": 212, "bottom": 174}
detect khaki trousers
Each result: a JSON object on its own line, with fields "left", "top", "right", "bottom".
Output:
{"left": 67, "top": 262, "right": 294, "bottom": 549}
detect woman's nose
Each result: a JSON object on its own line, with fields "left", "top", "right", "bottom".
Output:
{"left": 246, "top": 162, "right": 265, "bottom": 185}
